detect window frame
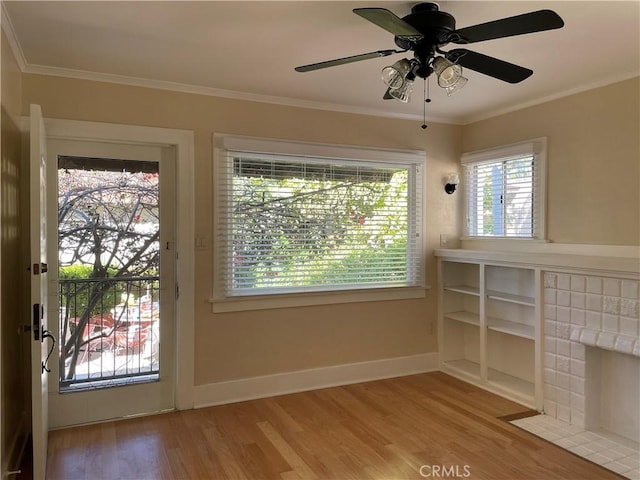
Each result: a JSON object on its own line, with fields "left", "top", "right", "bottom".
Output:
{"left": 211, "top": 134, "right": 427, "bottom": 313}
{"left": 461, "top": 137, "right": 547, "bottom": 241}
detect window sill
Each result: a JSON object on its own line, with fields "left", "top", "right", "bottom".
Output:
{"left": 209, "top": 286, "right": 429, "bottom": 313}
{"left": 460, "top": 236, "right": 549, "bottom": 242}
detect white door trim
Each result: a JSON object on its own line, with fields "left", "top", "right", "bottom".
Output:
{"left": 44, "top": 118, "right": 195, "bottom": 410}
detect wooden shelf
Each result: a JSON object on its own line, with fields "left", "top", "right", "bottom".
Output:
{"left": 486, "top": 290, "right": 535, "bottom": 307}
{"left": 444, "top": 285, "right": 480, "bottom": 296}
{"left": 487, "top": 317, "right": 535, "bottom": 340}
{"left": 444, "top": 311, "right": 480, "bottom": 326}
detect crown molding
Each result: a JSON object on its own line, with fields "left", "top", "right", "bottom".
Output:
{"left": 462, "top": 71, "right": 640, "bottom": 124}
{"left": 22, "top": 62, "right": 466, "bottom": 125}
{"left": 22, "top": 60, "right": 638, "bottom": 127}
{"left": 1, "top": 1, "right": 27, "bottom": 71}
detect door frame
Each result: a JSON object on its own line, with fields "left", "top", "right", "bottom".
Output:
{"left": 44, "top": 118, "right": 195, "bottom": 411}
{"left": 48, "top": 139, "right": 177, "bottom": 428}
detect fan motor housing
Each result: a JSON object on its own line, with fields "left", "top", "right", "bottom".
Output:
{"left": 395, "top": 2, "right": 456, "bottom": 48}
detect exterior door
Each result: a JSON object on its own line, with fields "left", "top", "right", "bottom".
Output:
{"left": 46, "top": 138, "right": 177, "bottom": 428}
{"left": 30, "top": 104, "right": 51, "bottom": 480}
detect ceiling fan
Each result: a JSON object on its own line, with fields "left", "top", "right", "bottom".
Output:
{"left": 295, "top": 3, "right": 564, "bottom": 104}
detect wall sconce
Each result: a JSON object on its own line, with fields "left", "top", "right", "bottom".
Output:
{"left": 444, "top": 173, "right": 459, "bottom": 194}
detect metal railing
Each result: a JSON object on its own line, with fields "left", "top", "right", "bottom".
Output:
{"left": 58, "top": 276, "right": 160, "bottom": 390}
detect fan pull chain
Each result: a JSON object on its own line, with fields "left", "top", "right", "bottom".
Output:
{"left": 422, "top": 78, "right": 431, "bottom": 130}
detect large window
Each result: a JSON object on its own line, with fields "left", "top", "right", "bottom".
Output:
{"left": 462, "top": 138, "right": 546, "bottom": 239}
{"left": 213, "top": 136, "right": 425, "bottom": 305}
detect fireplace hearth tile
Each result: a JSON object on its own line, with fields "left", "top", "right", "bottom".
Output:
{"left": 511, "top": 415, "right": 640, "bottom": 479}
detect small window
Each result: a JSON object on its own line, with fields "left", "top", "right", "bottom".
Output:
{"left": 213, "top": 135, "right": 425, "bottom": 303}
{"left": 462, "top": 138, "right": 546, "bottom": 239}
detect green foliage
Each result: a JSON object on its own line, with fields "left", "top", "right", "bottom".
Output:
{"left": 59, "top": 264, "right": 118, "bottom": 279}
{"left": 231, "top": 167, "right": 411, "bottom": 290}
{"left": 482, "top": 181, "right": 494, "bottom": 235}
{"left": 308, "top": 239, "right": 408, "bottom": 285}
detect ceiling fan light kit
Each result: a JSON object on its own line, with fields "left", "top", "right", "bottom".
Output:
{"left": 295, "top": 2, "right": 564, "bottom": 123}
{"left": 389, "top": 78, "right": 415, "bottom": 103}
{"left": 433, "top": 57, "right": 461, "bottom": 88}
{"left": 444, "top": 75, "right": 468, "bottom": 97}
{"left": 381, "top": 58, "right": 413, "bottom": 90}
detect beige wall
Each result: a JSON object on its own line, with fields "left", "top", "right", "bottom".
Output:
{"left": 21, "top": 74, "right": 463, "bottom": 385}
{"left": 1, "top": 31, "right": 30, "bottom": 472}
{"left": 463, "top": 77, "right": 640, "bottom": 246}
{"left": 20, "top": 69, "right": 637, "bottom": 391}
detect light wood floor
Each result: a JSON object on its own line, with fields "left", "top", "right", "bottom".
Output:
{"left": 46, "top": 372, "right": 623, "bottom": 479}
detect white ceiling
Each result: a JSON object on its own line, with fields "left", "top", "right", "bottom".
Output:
{"left": 3, "top": 1, "right": 639, "bottom": 124}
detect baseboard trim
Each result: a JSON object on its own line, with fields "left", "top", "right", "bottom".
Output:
{"left": 194, "top": 352, "right": 438, "bottom": 408}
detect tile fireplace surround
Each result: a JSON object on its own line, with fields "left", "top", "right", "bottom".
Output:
{"left": 543, "top": 272, "right": 639, "bottom": 427}
{"left": 541, "top": 270, "right": 640, "bottom": 478}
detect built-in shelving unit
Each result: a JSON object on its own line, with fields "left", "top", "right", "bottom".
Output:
{"left": 436, "top": 251, "right": 542, "bottom": 409}
{"left": 440, "top": 261, "right": 482, "bottom": 383}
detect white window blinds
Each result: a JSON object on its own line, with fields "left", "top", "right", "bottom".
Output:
{"left": 214, "top": 136, "right": 425, "bottom": 298}
{"left": 462, "top": 138, "right": 546, "bottom": 239}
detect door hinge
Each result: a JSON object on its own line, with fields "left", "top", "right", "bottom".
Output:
{"left": 30, "top": 262, "right": 48, "bottom": 275}
{"left": 176, "top": 283, "right": 180, "bottom": 300}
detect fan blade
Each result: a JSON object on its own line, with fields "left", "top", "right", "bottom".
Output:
{"left": 383, "top": 88, "right": 393, "bottom": 100}
{"left": 446, "top": 49, "right": 533, "bottom": 83}
{"left": 295, "top": 49, "right": 399, "bottom": 72}
{"left": 353, "top": 8, "right": 423, "bottom": 38}
{"left": 451, "top": 10, "right": 564, "bottom": 44}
